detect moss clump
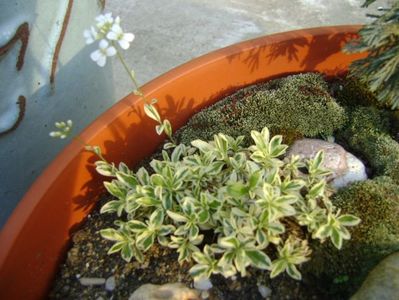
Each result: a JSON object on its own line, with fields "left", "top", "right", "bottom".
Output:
{"left": 333, "top": 76, "right": 382, "bottom": 108}
{"left": 337, "top": 106, "right": 399, "bottom": 183}
{"left": 176, "top": 73, "right": 346, "bottom": 145}
{"left": 303, "top": 177, "right": 399, "bottom": 298}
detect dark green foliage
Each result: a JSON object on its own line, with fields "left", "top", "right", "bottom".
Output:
{"left": 345, "top": 1, "right": 399, "bottom": 109}
{"left": 177, "top": 73, "right": 346, "bottom": 145}
{"left": 333, "top": 77, "right": 382, "bottom": 108}
{"left": 362, "top": 0, "right": 378, "bottom": 7}
{"left": 337, "top": 106, "right": 399, "bottom": 183}
{"left": 303, "top": 177, "right": 399, "bottom": 298}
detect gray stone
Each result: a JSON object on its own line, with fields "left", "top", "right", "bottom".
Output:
{"left": 351, "top": 252, "right": 399, "bottom": 300}
{"left": 105, "top": 276, "right": 116, "bottom": 291}
{"left": 79, "top": 277, "right": 106, "bottom": 286}
{"left": 258, "top": 284, "right": 272, "bottom": 298}
{"left": 129, "top": 283, "right": 200, "bottom": 300}
{"left": 286, "top": 138, "right": 367, "bottom": 189}
{"left": 200, "top": 290, "right": 210, "bottom": 299}
{"left": 193, "top": 277, "right": 213, "bottom": 291}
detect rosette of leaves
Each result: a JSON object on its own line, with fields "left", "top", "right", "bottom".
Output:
{"left": 95, "top": 127, "right": 360, "bottom": 281}
{"left": 345, "top": 0, "right": 399, "bottom": 109}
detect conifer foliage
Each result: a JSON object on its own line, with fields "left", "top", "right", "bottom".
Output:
{"left": 345, "top": 0, "right": 399, "bottom": 109}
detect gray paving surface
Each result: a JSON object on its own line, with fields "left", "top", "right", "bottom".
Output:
{"left": 106, "top": 0, "right": 391, "bottom": 100}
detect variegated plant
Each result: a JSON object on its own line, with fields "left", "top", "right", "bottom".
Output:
{"left": 48, "top": 13, "right": 360, "bottom": 282}
{"left": 96, "top": 127, "right": 360, "bottom": 281}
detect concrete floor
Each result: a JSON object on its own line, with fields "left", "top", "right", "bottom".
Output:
{"left": 106, "top": 0, "right": 391, "bottom": 101}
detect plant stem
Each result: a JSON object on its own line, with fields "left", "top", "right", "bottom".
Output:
{"left": 113, "top": 42, "right": 176, "bottom": 145}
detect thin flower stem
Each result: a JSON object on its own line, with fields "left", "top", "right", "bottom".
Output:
{"left": 73, "top": 135, "right": 108, "bottom": 162}
{"left": 113, "top": 42, "right": 176, "bottom": 145}
{"left": 114, "top": 43, "right": 144, "bottom": 97}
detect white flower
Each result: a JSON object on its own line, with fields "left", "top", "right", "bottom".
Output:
{"left": 83, "top": 26, "right": 98, "bottom": 44}
{"left": 107, "top": 24, "right": 135, "bottom": 50}
{"left": 95, "top": 13, "right": 113, "bottom": 29}
{"left": 90, "top": 39, "right": 116, "bottom": 67}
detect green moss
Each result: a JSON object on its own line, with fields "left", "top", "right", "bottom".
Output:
{"left": 337, "top": 106, "right": 399, "bottom": 183}
{"left": 176, "top": 73, "right": 346, "bottom": 146}
{"left": 303, "top": 177, "right": 399, "bottom": 298}
{"left": 334, "top": 76, "right": 382, "bottom": 108}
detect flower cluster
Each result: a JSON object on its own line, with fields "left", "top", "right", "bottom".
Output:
{"left": 84, "top": 13, "right": 135, "bottom": 67}
{"left": 49, "top": 120, "right": 73, "bottom": 139}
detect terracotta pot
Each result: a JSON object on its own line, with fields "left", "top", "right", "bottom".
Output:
{"left": 0, "top": 26, "right": 365, "bottom": 299}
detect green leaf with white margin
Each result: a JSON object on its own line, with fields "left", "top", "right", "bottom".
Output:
{"left": 104, "top": 181, "right": 126, "bottom": 199}
{"left": 95, "top": 160, "right": 115, "bottom": 177}
{"left": 150, "top": 209, "right": 164, "bottom": 227}
{"left": 287, "top": 264, "right": 302, "bottom": 280}
{"left": 251, "top": 128, "right": 269, "bottom": 151}
{"left": 155, "top": 124, "right": 164, "bottom": 135}
{"left": 331, "top": 228, "right": 343, "bottom": 249}
{"left": 270, "top": 259, "right": 287, "bottom": 278}
{"left": 163, "top": 119, "right": 173, "bottom": 137}
{"left": 312, "top": 151, "right": 324, "bottom": 170}
{"left": 219, "top": 236, "right": 239, "bottom": 249}
{"left": 248, "top": 170, "right": 262, "bottom": 189}
{"left": 167, "top": 210, "right": 188, "bottom": 223}
{"left": 191, "top": 139, "right": 214, "bottom": 153}
{"left": 100, "top": 200, "right": 123, "bottom": 214}
{"left": 107, "top": 241, "right": 125, "bottom": 254}
{"left": 227, "top": 182, "right": 249, "bottom": 198}
{"left": 198, "top": 210, "right": 210, "bottom": 223}
{"left": 268, "top": 135, "right": 288, "bottom": 157}
{"left": 121, "top": 243, "right": 134, "bottom": 262}
{"left": 116, "top": 172, "right": 137, "bottom": 187}
{"left": 144, "top": 103, "right": 161, "bottom": 122}
{"left": 136, "top": 231, "right": 155, "bottom": 251}
{"left": 189, "top": 264, "right": 210, "bottom": 278}
{"left": 234, "top": 250, "right": 249, "bottom": 276}
{"left": 159, "top": 224, "right": 175, "bottom": 236}
{"left": 314, "top": 223, "right": 332, "bottom": 240}
{"left": 337, "top": 214, "right": 361, "bottom": 226}
{"left": 245, "top": 250, "right": 272, "bottom": 270}
{"left": 100, "top": 228, "right": 124, "bottom": 241}
{"left": 171, "top": 144, "right": 185, "bottom": 162}
{"left": 308, "top": 180, "right": 326, "bottom": 199}
{"left": 127, "top": 220, "right": 147, "bottom": 233}
{"left": 136, "top": 167, "right": 150, "bottom": 185}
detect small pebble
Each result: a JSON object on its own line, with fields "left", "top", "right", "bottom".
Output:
{"left": 201, "top": 290, "right": 209, "bottom": 299}
{"left": 105, "top": 276, "right": 116, "bottom": 291}
{"left": 79, "top": 277, "right": 106, "bottom": 286}
{"left": 194, "top": 278, "right": 213, "bottom": 290}
{"left": 258, "top": 284, "right": 272, "bottom": 298}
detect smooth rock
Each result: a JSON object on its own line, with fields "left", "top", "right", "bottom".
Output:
{"left": 79, "top": 277, "right": 106, "bottom": 286}
{"left": 258, "top": 284, "right": 272, "bottom": 298}
{"left": 201, "top": 290, "right": 210, "bottom": 299}
{"left": 105, "top": 276, "right": 116, "bottom": 291}
{"left": 129, "top": 283, "right": 200, "bottom": 300}
{"left": 194, "top": 277, "right": 213, "bottom": 291}
{"left": 286, "top": 138, "right": 367, "bottom": 189}
{"left": 351, "top": 252, "right": 399, "bottom": 300}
